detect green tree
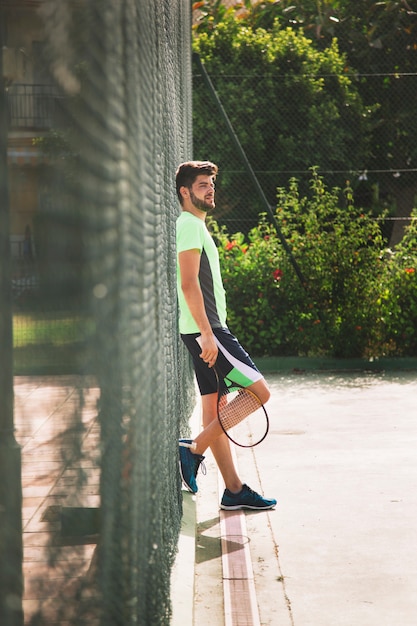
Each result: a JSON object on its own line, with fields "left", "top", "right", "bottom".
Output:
{"left": 193, "top": 1, "right": 417, "bottom": 234}
{"left": 224, "top": 0, "right": 417, "bottom": 67}
{"left": 193, "top": 17, "right": 374, "bottom": 231}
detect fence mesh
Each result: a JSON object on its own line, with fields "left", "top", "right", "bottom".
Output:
{"left": 3, "top": 0, "right": 194, "bottom": 624}
{"left": 193, "top": 65, "right": 417, "bottom": 246}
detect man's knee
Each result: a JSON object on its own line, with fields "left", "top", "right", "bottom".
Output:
{"left": 251, "top": 380, "right": 270, "bottom": 405}
{"left": 259, "top": 386, "right": 270, "bottom": 405}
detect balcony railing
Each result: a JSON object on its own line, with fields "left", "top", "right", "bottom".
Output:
{"left": 7, "top": 84, "right": 63, "bottom": 130}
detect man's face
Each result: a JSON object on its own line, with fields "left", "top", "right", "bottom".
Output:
{"left": 188, "top": 174, "right": 215, "bottom": 213}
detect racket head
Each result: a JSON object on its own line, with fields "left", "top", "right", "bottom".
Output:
{"left": 215, "top": 369, "right": 269, "bottom": 448}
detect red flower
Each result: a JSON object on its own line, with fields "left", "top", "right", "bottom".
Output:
{"left": 273, "top": 268, "right": 283, "bottom": 281}
{"left": 225, "top": 240, "right": 237, "bottom": 250}
{"left": 405, "top": 267, "right": 415, "bottom": 274}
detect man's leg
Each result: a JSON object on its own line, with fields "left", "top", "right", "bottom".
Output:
{"left": 191, "top": 377, "right": 270, "bottom": 454}
{"left": 178, "top": 392, "right": 241, "bottom": 494}
{"left": 179, "top": 388, "right": 276, "bottom": 509}
{"left": 199, "top": 392, "right": 242, "bottom": 493}
{"left": 187, "top": 378, "right": 271, "bottom": 493}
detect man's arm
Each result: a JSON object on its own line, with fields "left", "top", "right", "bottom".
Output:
{"left": 178, "top": 248, "right": 218, "bottom": 367}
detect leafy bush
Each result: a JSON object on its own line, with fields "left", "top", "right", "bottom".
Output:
{"left": 211, "top": 216, "right": 298, "bottom": 355}
{"left": 212, "top": 171, "right": 414, "bottom": 358}
{"left": 374, "top": 209, "right": 417, "bottom": 356}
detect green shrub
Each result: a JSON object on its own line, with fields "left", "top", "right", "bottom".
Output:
{"left": 374, "top": 209, "right": 417, "bottom": 356}
{"left": 213, "top": 170, "right": 388, "bottom": 358}
{"left": 211, "top": 216, "right": 299, "bottom": 355}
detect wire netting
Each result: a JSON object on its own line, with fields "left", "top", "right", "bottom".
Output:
{"left": 4, "top": 1, "right": 195, "bottom": 624}
{"left": 193, "top": 66, "right": 417, "bottom": 246}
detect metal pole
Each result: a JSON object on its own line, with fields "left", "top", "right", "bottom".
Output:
{"left": 0, "top": 19, "right": 24, "bottom": 626}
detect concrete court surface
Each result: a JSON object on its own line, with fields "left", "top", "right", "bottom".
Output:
{"left": 193, "top": 369, "right": 417, "bottom": 626}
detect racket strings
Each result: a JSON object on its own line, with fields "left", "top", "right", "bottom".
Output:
{"left": 218, "top": 388, "right": 261, "bottom": 431}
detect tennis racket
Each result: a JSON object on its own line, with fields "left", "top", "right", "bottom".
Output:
{"left": 213, "top": 365, "right": 269, "bottom": 448}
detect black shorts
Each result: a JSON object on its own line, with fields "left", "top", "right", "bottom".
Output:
{"left": 181, "top": 327, "right": 263, "bottom": 396}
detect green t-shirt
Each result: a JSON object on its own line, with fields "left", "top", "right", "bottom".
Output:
{"left": 176, "top": 211, "right": 227, "bottom": 334}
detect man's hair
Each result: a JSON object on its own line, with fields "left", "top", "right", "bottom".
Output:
{"left": 175, "top": 160, "right": 218, "bottom": 204}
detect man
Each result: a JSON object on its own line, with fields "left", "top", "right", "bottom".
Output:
{"left": 176, "top": 160, "right": 276, "bottom": 511}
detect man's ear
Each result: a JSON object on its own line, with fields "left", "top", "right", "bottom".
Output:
{"left": 180, "top": 185, "right": 189, "bottom": 201}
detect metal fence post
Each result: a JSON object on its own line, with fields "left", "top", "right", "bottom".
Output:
{"left": 0, "top": 29, "right": 24, "bottom": 626}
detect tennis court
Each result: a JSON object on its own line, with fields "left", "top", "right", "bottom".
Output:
{"left": 194, "top": 367, "right": 417, "bottom": 626}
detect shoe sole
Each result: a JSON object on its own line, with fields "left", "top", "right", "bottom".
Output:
{"left": 220, "top": 503, "right": 276, "bottom": 511}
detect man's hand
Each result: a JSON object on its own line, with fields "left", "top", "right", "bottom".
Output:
{"left": 198, "top": 333, "right": 218, "bottom": 368}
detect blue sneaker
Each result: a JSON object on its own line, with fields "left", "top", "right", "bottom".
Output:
{"left": 179, "top": 439, "right": 205, "bottom": 494}
{"left": 220, "top": 484, "right": 277, "bottom": 510}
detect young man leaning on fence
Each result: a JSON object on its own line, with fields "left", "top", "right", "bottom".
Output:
{"left": 175, "top": 160, "right": 276, "bottom": 511}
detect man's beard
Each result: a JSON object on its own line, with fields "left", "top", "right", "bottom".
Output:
{"left": 189, "top": 189, "right": 215, "bottom": 213}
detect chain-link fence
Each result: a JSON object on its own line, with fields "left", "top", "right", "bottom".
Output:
{"left": 2, "top": 1, "right": 194, "bottom": 624}
{"left": 193, "top": 60, "right": 417, "bottom": 247}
